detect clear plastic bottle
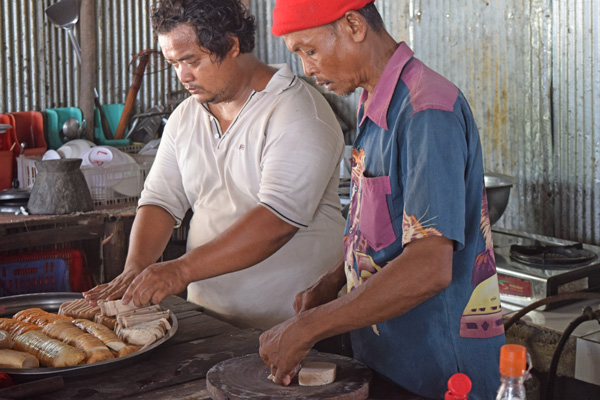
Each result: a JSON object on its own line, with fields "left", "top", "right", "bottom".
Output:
{"left": 445, "top": 372, "right": 472, "bottom": 399}
{"left": 495, "top": 344, "right": 527, "bottom": 400}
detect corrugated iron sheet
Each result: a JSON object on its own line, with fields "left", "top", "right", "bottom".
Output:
{"left": 1, "top": 0, "right": 599, "bottom": 244}
{"left": 552, "top": 0, "right": 600, "bottom": 244}
{"left": 251, "top": 0, "right": 600, "bottom": 245}
{"left": 401, "top": 0, "right": 556, "bottom": 238}
{"left": 0, "top": 0, "right": 180, "bottom": 115}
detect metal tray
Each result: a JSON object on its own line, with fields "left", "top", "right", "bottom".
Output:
{"left": 0, "top": 292, "right": 178, "bottom": 379}
{"left": 0, "top": 189, "right": 30, "bottom": 202}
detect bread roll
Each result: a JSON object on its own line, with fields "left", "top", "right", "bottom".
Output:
{"left": 72, "top": 319, "right": 126, "bottom": 352}
{"left": 117, "top": 345, "right": 141, "bottom": 358}
{"left": 94, "top": 314, "right": 117, "bottom": 330}
{"left": 59, "top": 299, "right": 100, "bottom": 320}
{"left": 14, "top": 330, "right": 85, "bottom": 367}
{"left": 13, "top": 308, "right": 72, "bottom": 327}
{"left": 98, "top": 299, "right": 139, "bottom": 317}
{"left": 0, "top": 330, "right": 13, "bottom": 349}
{"left": 116, "top": 318, "right": 171, "bottom": 347}
{"left": 0, "top": 318, "right": 42, "bottom": 340}
{"left": 117, "top": 310, "right": 170, "bottom": 329}
{"left": 43, "top": 320, "right": 114, "bottom": 364}
{"left": 0, "top": 349, "right": 40, "bottom": 369}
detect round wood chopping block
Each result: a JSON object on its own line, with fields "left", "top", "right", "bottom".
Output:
{"left": 206, "top": 352, "right": 372, "bottom": 400}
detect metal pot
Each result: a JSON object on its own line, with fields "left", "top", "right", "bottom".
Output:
{"left": 485, "top": 172, "right": 518, "bottom": 225}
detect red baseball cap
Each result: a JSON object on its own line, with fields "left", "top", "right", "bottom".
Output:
{"left": 271, "top": 0, "right": 375, "bottom": 37}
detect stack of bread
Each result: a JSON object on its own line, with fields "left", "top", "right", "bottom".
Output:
{"left": 98, "top": 300, "right": 171, "bottom": 347}
{"left": 0, "top": 298, "right": 171, "bottom": 370}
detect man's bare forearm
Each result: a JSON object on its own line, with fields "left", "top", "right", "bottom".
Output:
{"left": 295, "top": 236, "right": 453, "bottom": 344}
{"left": 178, "top": 204, "right": 299, "bottom": 283}
{"left": 125, "top": 205, "right": 177, "bottom": 272}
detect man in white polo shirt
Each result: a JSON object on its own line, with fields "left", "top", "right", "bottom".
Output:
{"left": 83, "top": 0, "right": 345, "bottom": 330}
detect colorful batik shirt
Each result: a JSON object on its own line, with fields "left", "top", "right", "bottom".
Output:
{"left": 345, "top": 42, "right": 505, "bottom": 400}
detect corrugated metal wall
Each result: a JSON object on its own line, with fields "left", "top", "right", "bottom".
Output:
{"left": 251, "top": 0, "right": 600, "bottom": 245}
{"left": 0, "top": 0, "right": 180, "bottom": 115}
{"left": 1, "top": 0, "right": 600, "bottom": 245}
{"left": 396, "top": 0, "right": 556, "bottom": 238}
{"left": 553, "top": 0, "right": 600, "bottom": 244}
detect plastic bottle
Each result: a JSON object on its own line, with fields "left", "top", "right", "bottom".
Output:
{"left": 445, "top": 372, "right": 472, "bottom": 399}
{"left": 496, "top": 344, "right": 527, "bottom": 400}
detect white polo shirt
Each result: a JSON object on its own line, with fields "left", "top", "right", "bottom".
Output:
{"left": 139, "top": 64, "right": 345, "bottom": 329}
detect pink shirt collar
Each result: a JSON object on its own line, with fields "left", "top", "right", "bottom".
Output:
{"left": 359, "top": 42, "right": 414, "bottom": 130}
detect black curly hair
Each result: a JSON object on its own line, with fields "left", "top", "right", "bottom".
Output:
{"left": 151, "top": 0, "right": 256, "bottom": 63}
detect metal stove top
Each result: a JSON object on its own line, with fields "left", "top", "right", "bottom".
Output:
{"left": 492, "top": 227, "right": 600, "bottom": 310}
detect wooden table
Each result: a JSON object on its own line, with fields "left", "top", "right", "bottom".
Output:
{"left": 19, "top": 296, "right": 424, "bottom": 400}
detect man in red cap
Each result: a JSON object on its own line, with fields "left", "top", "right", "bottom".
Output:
{"left": 260, "top": 2, "right": 505, "bottom": 399}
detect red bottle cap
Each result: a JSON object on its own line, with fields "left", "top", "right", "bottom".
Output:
{"left": 445, "top": 372, "right": 472, "bottom": 399}
{"left": 0, "top": 372, "right": 14, "bottom": 389}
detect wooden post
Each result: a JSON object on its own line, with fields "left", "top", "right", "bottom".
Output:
{"left": 79, "top": 0, "right": 97, "bottom": 142}
{"left": 102, "top": 217, "right": 134, "bottom": 282}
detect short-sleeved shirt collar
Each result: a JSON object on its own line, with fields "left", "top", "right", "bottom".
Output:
{"left": 262, "top": 63, "right": 299, "bottom": 94}
{"left": 359, "top": 42, "right": 414, "bottom": 130}
{"left": 200, "top": 63, "right": 297, "bottom": 116}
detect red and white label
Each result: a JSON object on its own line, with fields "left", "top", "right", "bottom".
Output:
{"left": 498, "top": 274, "right": 532, "bottom": 297}
{"left": 89, "top": 149, "right": 113, "bottom": 167}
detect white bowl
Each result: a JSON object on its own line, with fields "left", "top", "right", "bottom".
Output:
{"left": 56, "top": 139, "right": 96, "bottom": 159}
{"left": 42, "top": 149, "right": 62, "bottom": 160}
{"left": 80, "top": 146, "right": 135, "bottom": 168}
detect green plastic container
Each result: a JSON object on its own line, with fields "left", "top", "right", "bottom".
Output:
{"left": 94, "top": 104, "right": 130, "bottom": 147}
{"left": 45, "top": 107, "right": 83, "bottom": 150}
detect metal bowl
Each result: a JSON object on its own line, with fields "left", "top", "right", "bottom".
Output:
{"left": 485, "top": 172, "right": 518, "bottom": 225}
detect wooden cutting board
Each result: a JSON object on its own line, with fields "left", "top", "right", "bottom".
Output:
{"left": 206, "top": 352, "right": 372, "bottom": 400}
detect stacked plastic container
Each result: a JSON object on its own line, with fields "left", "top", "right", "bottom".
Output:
{"left": 0, "top": 249, "right": 93, "bottom": 296}
{"left": 45, "top": 107, "right": 85, "bottom": 150}
{"left": 9, "top": 111, "right": 47, "bottom": 157}
{"left": 0, "top": 112, "right": 48, "bottom": 189}
{"left": 0, "top": 117, "right": 17, "bottom": 189}
{"left": 93, "top": 103, "right": 130, "bottom": 147}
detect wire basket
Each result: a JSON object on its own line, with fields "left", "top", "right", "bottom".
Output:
{"left": 81, "top": 163, "right": 142, "bottom": 206}
{"left": 130, "top": 154, "right": 155, "bottom": 181}
{"left": 117, "top": 144, "right": 145, "bottom": 154}
{"left": 0, "top": 258, "right": 70, "bottom": 296}
{"left": 16, "top": 155, "right": 41, "bottom": 190}
{"left": 0, "top": 249, "right": 92, "bottom": 295}
{"left": 17, "top": 154, "right": 155, "bottom": 207}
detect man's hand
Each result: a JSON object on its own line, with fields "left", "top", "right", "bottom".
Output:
{"left": 83, "top": 266, "right": 144, "bottom": 306}
{"left": 83, "top": 205, "right": 177, "bottom": 306}
{"left": 121, "top": 258, "right": 191, "bottom": 307}
{"left": 293, "top": 274, "right": 342, "bottom": 314}
{"left": 259, "top": 316, "right": 314, "bottom": 386}
{"left": 294, "top": 258, "right": 346, "bottom": 314}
